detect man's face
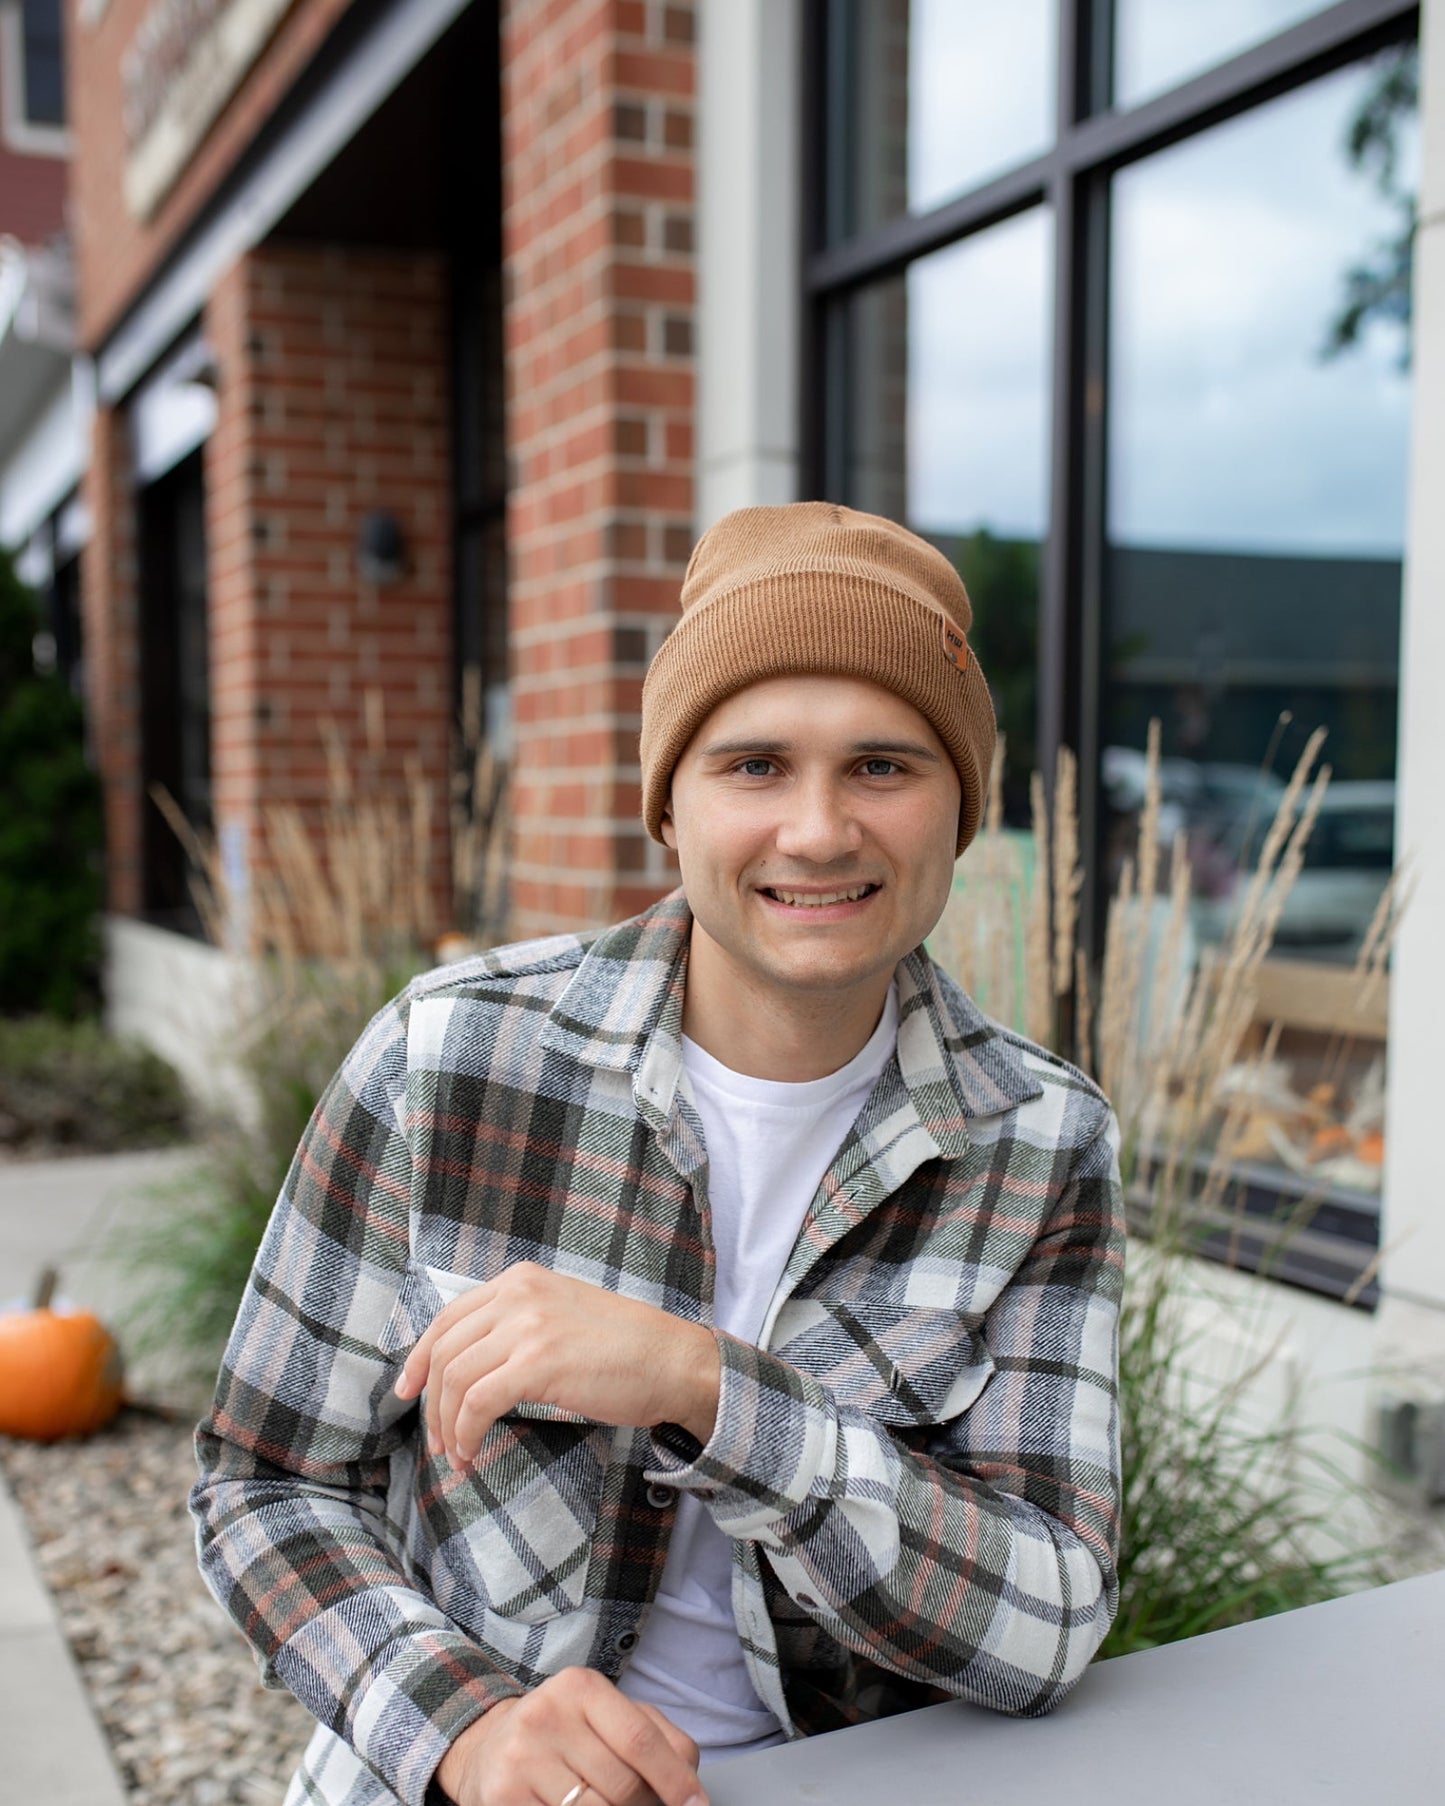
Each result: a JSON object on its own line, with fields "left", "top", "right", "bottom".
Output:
{"left": 659, "top": 674, "right": 962, "bottom": 1004}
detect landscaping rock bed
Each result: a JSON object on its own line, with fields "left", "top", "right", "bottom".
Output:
{"left": 0, "top": 1407, "right": 313, "bottom": 1805}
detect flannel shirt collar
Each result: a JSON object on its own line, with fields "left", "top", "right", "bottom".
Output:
{"left": 537, "top": 888, "right": 1042, "bottom": 1160}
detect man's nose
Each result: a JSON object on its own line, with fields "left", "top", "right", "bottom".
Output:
{"left": 772, "top": 775, "right": 864, "bottom": 861}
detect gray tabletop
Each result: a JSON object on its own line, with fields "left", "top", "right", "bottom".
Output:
{"left": 705, "top": 1569, "right": 1445, "bottom": 1805}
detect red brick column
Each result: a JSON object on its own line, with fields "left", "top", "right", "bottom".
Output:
{"left": 502, "top": 0, "right": 696, "bottom": 936}
{"left": 203, "top": 242, "right": 454, "bottom": 940}
{"left": 80, "top": 404, "right": 144, "bottom": 916}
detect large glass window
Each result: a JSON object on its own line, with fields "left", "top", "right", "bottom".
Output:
{"left": 842, "top": 212, "right": 1053, "bottom": 811}
{"left": 20, "top": 0, "right": 66, "bottom": 128}
{"left": 138, "top": 450, "right": 212, "bottom": 936}
{"left": 1102, "top": 50, "right": 1414, "bottom": 1209}
{"left": 826, "top": 0, "right": 1056, "bottom": 242}
{"left": 1114, "top": 1, "right": 1333, "bottom": 108}
{"left": 812, "top": 0, "right": 1418, "bottom": 1291}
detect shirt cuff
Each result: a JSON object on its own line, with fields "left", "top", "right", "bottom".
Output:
{"left": 646, "top": 1329, "right": 840, "bottom": 1535}
{"left": 341, "top": 1629, "right": 525, "bottom": 1806}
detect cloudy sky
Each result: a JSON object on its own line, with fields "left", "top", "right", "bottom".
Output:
{"left": 897, "top": 3, "right": 1417, "bottom": 559}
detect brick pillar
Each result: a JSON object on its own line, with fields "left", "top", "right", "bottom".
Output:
{"left": 203, "top": 242, "right": 454, "bottom": 942}
{"left": 503, "top": 0, "right": 696, "bottom": 936}
{"left": 80, "top": 403, "right": 144, "bottom": 916}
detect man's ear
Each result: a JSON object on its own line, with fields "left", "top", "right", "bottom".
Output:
{"left": 659, "top": 794, "right": 677, "bottom": 850}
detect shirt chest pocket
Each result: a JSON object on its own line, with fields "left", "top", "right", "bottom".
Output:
{"left": 772, "top": 1296, "right": 996, "bottom": 1429}
{"left": 378, "top": 1263, "right": 607, "bottom": 1625}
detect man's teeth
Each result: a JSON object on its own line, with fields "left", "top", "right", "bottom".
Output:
{"left": 769, "top": 886, "right": 874, "bottom": 907}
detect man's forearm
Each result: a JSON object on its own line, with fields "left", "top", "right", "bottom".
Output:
{"left": 643, "top": 1329, "right": 1117, "bottom": 1712}
{"left": 642, "top": 1113, "right": 1125, "bottom": 1711}
{"left": 191, "top": 1445, "right": 527, "bottom": 1806}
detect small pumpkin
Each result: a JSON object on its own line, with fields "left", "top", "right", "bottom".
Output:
{"left": 0, "top": 1268, "right": 125, "bottom": 1441}
{"left": 1308, "top": 1124, "right": 1353, "bottom": 1162}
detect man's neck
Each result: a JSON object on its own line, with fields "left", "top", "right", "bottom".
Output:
{"left": 678, "top": 922, "right": 894, "bottom": 1083}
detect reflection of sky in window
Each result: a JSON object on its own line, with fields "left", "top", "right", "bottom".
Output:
{"left": 906, "top": 209, "right": 1053, "bottom": 540}
{"left": 907, "top": 0, "right": 1055, "bottom": 214}
{"left": 1110, "top": 63, "right": 1417, "bottom": 558}
{"left": 1115, "top": 0, "right": 1331, "bottom": 108}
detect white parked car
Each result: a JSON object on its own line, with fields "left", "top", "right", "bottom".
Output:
{"left": 1190, "top": 781, "right": 1395, "bottom": 958}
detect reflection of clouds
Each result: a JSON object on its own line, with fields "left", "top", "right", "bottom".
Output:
{"left": 1115, "top": 0, "right": 1330, "bottom": 107}
{"left": 907, "top": 210, "right": 1052, "bottom": 538}
{"left": 1110, "top": 64, "right": 1416, "bottom": 557}
{"left": 908, "top": 0, "right": 1055, "bottom": 213}
{"left": 895, "top": 28, "right": 1418, "bottom": 557}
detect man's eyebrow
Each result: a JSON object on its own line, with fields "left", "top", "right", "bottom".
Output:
{"left": 696, "top": 737, "right": 943, "bottom": 762}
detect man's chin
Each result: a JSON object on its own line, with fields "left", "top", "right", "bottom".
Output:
{"left": 750, "top": 949, "right": 901, "bottom": 999}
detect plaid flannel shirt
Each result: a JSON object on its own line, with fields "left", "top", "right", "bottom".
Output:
{"left": 190, "top": 888, "right": 1125, "bottom": 1806}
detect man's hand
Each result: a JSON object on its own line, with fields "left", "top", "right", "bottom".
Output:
{"left": 394, "top": 1263, "right": 721, "bottom": 1469}
{"left": 435, "top": 1670, "right": 707, "bottom": 1806}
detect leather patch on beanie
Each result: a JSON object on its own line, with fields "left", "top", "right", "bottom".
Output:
{"left": 942, "top": 618, "right": 966, "bottom": 669}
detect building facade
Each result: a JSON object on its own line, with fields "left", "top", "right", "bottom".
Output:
{"left": 0, "top": 0, "right": 81, "bottom": 674}
{"left": 6, "top": 0, "right": 1445, "bottom": 1473}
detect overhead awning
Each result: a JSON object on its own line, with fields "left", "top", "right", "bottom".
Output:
{"left": 0, "top": 237, "right": 75, "bottom": 459}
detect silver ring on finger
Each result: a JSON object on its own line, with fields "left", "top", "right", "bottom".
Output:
{"left": 558, "top": 1784, "right": 587, "bottom": 1806}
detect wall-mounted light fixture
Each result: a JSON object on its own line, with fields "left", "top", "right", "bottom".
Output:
{"left": 357, "top": 510, "right": 408, "bottom": 585}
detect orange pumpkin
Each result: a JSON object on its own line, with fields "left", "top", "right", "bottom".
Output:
{"left": 1308, "top": 1124, "right": 1353, "bottom": 1162}
{"left": 0, "top": 1268, "right": 124, "bottom": 1441}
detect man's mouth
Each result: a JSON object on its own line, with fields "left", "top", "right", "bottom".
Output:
{"left": 758, "top": 883, "right": 881, "bottom": 909}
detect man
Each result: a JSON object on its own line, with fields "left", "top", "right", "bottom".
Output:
{"left": 191, "top": 503, "right": 1125, "bottom": 1806}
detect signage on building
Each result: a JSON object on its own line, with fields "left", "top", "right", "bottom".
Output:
{"left": 122, "top": 0, "right": 294, "bottom": 221}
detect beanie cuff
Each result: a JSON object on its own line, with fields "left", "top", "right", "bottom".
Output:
{"left": 638, "top": 573, "right": 996, "bottom": 858}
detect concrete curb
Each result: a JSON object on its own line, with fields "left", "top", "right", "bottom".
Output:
{"left": 0, "top": 1469, "right": 127, "bottom": 1805}
{"left": 0, "top": 1147, "right": 202, "bottom": 1806}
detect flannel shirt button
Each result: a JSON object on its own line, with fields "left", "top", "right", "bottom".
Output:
{"left": 614, "top": 1629, "right": 639, "bottom": 1653}
{"left": 646, "top": 1484, "right": 676, "bottom": 1509}
{"left": 796, "top": 1592, "right": 819, "bottom": 1609}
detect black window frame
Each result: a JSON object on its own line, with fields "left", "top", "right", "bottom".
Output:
{"left": 804, "top": 0, "right": 1419, "bottom": 1309}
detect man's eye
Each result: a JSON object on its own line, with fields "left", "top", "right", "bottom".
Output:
{"left": 861, "top": 759, "right": 900, "bottom": 777}
{"left": 738, "top": 758, "right": 775, "bottom": 777}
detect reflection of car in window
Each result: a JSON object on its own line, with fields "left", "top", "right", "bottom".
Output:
{"left": 1193, "top": 781, "right": 1396, "bottom": 958}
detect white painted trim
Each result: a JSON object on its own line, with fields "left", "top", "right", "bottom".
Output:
{"left": 696, "top": 0, "right": 803, "bottom": 528}
{"left": 0, "top": 370, "right": 85, "bottom": 547}
{"left": 96, "top": 0, "right": 472, "bottom": 405}
{"left": 103, "top": 915, "right": 260, "bottom": 1122}
{"left": 1382, "top": 0, "right": 1445, "bottom": 1316}
{"left": 129, "top": 328, "right": 218, "bottom": 485}
{"left": 0, "top": 3, "right": 72, "bottom": 157}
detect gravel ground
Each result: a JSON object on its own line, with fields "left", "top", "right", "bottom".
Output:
{"left": 0, "top": 1407, "right": 314, "bottom": 1805}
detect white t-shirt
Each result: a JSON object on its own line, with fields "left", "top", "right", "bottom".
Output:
{"left": 617, "top": 984, "right": 901, "bottom": 1759}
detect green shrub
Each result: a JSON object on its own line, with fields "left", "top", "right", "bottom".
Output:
{"left": 0, "top": 547, "right": 103, "bottom": 1018}
{"left": 1100, "top": 1238, "right": 1392, "bottom": 1658}
{"left": 0, "top": 1016, "right": 189, "bottom": 1154}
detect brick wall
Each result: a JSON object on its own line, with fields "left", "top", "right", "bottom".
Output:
{"left": 502, "top": 0, "right": 694, "bottom": 935}
{"left": 0, "top": 16, "right": 67, "bottom": 246}
{"left": 203, "top": 241, "right": 454, "bottom": 938}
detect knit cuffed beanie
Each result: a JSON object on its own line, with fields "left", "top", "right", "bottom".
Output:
{"left": 639, "top": 503, "right": 997, "bottom": 858}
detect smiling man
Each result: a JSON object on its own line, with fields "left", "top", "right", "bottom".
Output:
{"left": 191, "top": 503, "right": 1126, "bottom": 1806}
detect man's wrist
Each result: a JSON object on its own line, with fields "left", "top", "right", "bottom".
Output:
{"left": 669, "top": 1321, "right": 721, "bottom": 1443}
{"left": 435, "top": 1699, "right": 517, "bottom": 1803}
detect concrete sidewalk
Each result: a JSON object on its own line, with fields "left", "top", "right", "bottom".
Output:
{"left": 0, "top": 1472, "right": 127, "bottom": 1805}
{"left": 0, "top": 1148, "right": 197, "bottom": 1806}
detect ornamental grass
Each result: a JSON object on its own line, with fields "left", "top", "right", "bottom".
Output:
{"left": 115, "top": 679, "right": 510, "bottom": 1385}
{"left": 932, "top": 717, "right": 1413, "bottom": 1655}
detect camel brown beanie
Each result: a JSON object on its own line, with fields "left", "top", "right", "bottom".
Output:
{"left": 639, "top": 503, "right": 997, "bottom": 858}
